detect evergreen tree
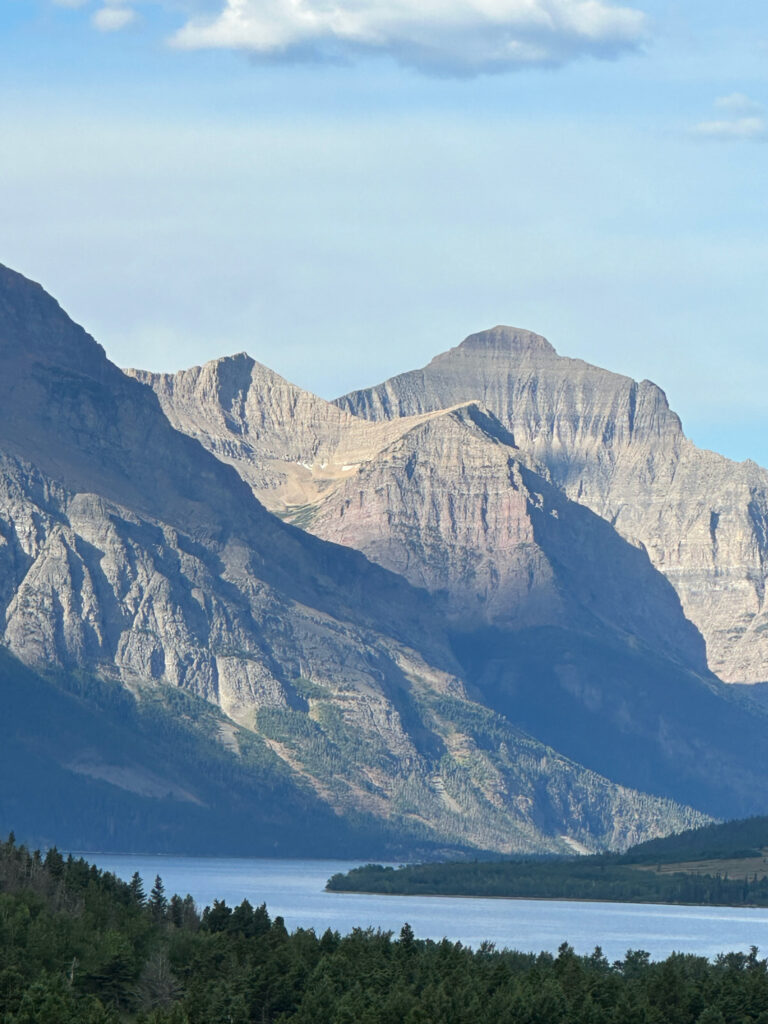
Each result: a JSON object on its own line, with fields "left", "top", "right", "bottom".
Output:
{"left": 128, "top": 871, "right": 146, "bottom": 906}
{"left": 149, "top": 875, "right": 167, "bottom": 920}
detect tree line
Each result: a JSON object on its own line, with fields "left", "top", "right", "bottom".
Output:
{"left": 326, "top": 859, "right": 768, "bottom": 905}
{"left": 4, "top": 833, "right": 768, "bottom": 1022}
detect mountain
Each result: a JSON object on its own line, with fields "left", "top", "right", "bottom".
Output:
{"left": 128, "top": 356, "right": 703, "bottom": 660}
{"left": 134, "top": 338, "right": 768, "bottom": 821}
{"left": 336, "top": 326, "right": 768, "bottom": 687}
{"left": 0, "top": 263, "right": 708, "bottom": 856}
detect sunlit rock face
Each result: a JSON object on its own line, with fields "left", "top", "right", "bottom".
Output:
{"left": 133, "top": 343, "right": 706, "bottom": 675}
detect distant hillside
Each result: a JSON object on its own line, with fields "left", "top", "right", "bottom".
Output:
{"left": 617, "top": 815, "right": 768, "bottom": 864}
{"left": 326, "top": 816, "right": 768, "bottom": 907}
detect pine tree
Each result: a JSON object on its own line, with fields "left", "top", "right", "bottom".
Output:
{"left": 150, "top": 874, "right": 167, "bottom": 920}
{"left": 128, "top": 871, "right": 146, "bottom": 906}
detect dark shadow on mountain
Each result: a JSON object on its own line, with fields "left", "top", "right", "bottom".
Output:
{"left": 452, "top": 624, "right": 768, "bottom": 820}
{"left": 0, "top": 647, "right": 471, "bottom": 859}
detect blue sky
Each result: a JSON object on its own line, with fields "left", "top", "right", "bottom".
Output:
{"left": 1, "top": 0, "right": 767, "bottom": 463}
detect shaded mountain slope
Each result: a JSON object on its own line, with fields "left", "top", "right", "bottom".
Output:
{"left": 452, "top": 626, "right": 767, "bottom": 821}
{"left": 0, "top": 647, "right": 383, "bottom": 857}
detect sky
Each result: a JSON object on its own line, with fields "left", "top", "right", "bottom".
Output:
{"left": 1, "top": 0, "right": 767, "bottom": 464}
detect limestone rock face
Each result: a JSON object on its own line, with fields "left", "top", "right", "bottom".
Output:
{"left": 307, "top": 402, "right": 706, "bottom": 670}
{"left": 1, "top": 263, "right": 712, "bottom": 855}
{"left": 337, "top": 327, "right": 768, "bottom": 685}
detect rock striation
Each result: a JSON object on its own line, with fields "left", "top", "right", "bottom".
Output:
{"left": 132, "top": 355, "right": 704, "bottom": 672}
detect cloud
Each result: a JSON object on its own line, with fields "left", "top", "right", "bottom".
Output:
{"left": 694, "top": 117, "right": 768, "bottom": 141}
{"left": 92, "top": 5, "right": 137, "bottom": 30}
{"left": 169, "top": 0, "right": 649, "bottom": 76}
{"left": 714, "top": 93, "right": 764, "bottom": 115}
{"left": 694, "top": 95, "right": 767, "bottom": 141}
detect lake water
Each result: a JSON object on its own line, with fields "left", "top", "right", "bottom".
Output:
{"left": 82, "top": 853, "right": 768, "bottom": 963}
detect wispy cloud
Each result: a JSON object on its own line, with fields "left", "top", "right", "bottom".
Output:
{"left": 92, "top": 6, "right": 137, "bottom": 30}
{"left": 694, "top": 94, "right": 768, "bottom": 141}
{"left": 714, "top": 93, "right": 763, "bottom": 115}
{"left": 169, "top": 0, "right": 649, "bottom": 76}
{"left": 54, "top": 0, "right": 138, "bottom": 30}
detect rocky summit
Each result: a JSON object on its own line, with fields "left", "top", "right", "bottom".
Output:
{"left": 3, "top": 264, "right": 768, "bottom": 856}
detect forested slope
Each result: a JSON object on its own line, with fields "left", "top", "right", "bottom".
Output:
{"left": 327, "top": 816, "right": 768, "bottom": 906}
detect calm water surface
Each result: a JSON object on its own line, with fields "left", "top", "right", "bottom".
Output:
{"left": 83, "top": 854, "right": 768, "bottom": 962}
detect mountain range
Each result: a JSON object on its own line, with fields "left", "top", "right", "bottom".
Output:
{"left": 2, "top": 263, "right": 767, "bottom": 857}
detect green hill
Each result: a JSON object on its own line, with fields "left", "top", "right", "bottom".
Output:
{"left": 326, "top": 816, "right": 768, "bottom": 906}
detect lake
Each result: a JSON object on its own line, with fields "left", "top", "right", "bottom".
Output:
{"left": 83, "top": 853, "right": 768, "bottom": 963}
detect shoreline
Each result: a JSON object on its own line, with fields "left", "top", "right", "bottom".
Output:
{"left": 325, "top": 888, "right": 768, "bottom": 910}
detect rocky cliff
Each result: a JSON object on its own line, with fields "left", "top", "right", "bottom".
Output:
{"left": 130, "top": 355, "right": 704, "bottom": 672}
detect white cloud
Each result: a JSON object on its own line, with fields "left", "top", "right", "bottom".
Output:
{"left": 714, "top": 93, "right": 764, "bottom": 115}
{"left": 694, "top": 116, "right": 768, "bottom": 141}
{"left": 694, "top": 95, "right": 767, "bottom": 141}
{"left": 92, "top": 5, "right": 137, "bottom": 30}
{"left": 169, "top": 0, "right": 649, "bottom": 75}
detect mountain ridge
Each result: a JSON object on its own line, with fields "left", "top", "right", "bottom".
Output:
{"left": 334, "top": 325, "right": 768, "bottom": 685}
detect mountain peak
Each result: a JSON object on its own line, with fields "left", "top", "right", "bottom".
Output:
{"left": 452, "top": 326, "right": 557, "bottom": 359}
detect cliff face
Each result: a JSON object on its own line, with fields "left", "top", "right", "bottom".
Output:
{"left": 9, "top": 266, "right": 768, "bottom": 854}
{"left": 336, "top": 327, "right": 768, "bottom": 685}
{"left": 1, "top": 264, "right": 713, "bottom": 856}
